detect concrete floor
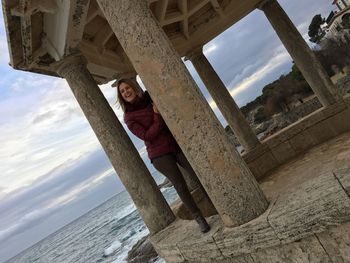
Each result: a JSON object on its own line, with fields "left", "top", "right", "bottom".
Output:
{"left": 152, "top": 132, "right": 350, "bottom": 262}
{"left": 260, "top": 130, "right": 350, "bottom": 200}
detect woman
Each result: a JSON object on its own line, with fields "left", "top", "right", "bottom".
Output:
{"left": 117, "top": 79, "right": 210, "bottom": 233}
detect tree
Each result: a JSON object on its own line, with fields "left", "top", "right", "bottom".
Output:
{"left": 342, "top": 14, "right": 350, "bottom": 29}
{"left": 315, "top": 38, "right": 350, "bottom": 76}
{"left": 308, "top": 14, "right": 325, "bottom": 43}
{"left": 291, "top": 63, "right": 304, "bottom": 81}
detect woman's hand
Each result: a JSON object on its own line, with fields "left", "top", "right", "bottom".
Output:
{"left": 152, "top": 104, "right": 160, "bottom": 114}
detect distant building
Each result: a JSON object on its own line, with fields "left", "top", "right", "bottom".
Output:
{"left": 322, "top": 2, "right": 350, "bottom": 44}
{"left": 333, "top": 0, "right": 350, "bottom": 11}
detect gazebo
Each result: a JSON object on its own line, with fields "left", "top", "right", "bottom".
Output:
{"left": 3, "top": 0, "right": 350, "bottom": 262}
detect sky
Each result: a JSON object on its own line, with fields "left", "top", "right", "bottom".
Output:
{"left": 0, "top": 1, "right": 335, "bottom": 262}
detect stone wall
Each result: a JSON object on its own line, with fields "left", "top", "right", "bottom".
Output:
{"left": 250, "top": 76, "right": 350, "bottom": 139}
{"left": 243, "top": 95, "right": 350, "bottom": 179}
{"left": 283, "top": 97, "right": 321, "bottom": 123}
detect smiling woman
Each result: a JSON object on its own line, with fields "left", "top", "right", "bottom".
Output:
{"left": 116, "top": 78, "right": 212, "bottom": 233}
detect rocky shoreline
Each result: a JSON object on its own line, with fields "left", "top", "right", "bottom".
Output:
{"left": 127, "top": 235, "right": 159, "bottom": 263}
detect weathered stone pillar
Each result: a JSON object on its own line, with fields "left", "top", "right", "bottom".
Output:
{"left": 187, "top": 47, "right": 261, "bottom": 152}
{"left": 55, "top": 55, "right": 175, "bottom": 234}
{"left": 97, "top": 0, "right": 268, "bottom": 227}
{"left": 260, "top": 0, "right": 338, "bottom": 107}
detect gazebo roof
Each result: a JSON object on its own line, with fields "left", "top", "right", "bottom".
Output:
{"left": 2, "top": 0, "right": 260, "bottom": 83}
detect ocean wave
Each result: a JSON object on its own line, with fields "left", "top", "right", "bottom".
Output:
{"left": 110, "top": 228, "right": 149, "bottom": 263}
{"left": 103, "top": 239, "right": 122, "bottom": 257}
{"left": 113, "top": 204, "right": 136, "bottom": 221}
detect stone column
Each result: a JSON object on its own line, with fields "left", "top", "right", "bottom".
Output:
{"left": 187, "top": 48, "right": 261, "bottom": 152}
{"left": 55, "top": 55, "right": 175, "bottom": 234}
{"left": 97, "top": 0, "right": 268, "bottom": 227}
{"left": 260, "top": 0, "right": 338, "bottom": 107}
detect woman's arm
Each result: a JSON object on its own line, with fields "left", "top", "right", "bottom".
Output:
{"left": 125, "top": 113, "right": 165, "bottom": 141}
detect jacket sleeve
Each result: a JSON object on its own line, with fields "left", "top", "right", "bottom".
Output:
{"left": 125, "top": 113, "right": 165, "bottom": 141}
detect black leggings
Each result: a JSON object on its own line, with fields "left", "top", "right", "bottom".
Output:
{"left": 152, "top": 151, "right": 203, "bottom": 216}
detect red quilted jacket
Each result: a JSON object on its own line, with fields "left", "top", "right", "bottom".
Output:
{"left": 124, "top": 93, "right": 180, "bottom": 160}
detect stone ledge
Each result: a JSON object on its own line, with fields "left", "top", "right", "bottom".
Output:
{"left": 267, "top": 171, "right": 350, "bottom": 243}
{"left": 250, "top": 235, "right": 331, "bottom": 263}
{"left": 242, "top": 144, "right": 271, "bottom": 163}
{"left": 212, "top": 202, "right": 280, "bottom": 258}
{"left": 316, "top": 221, "right": 350, "bottom": 262}
{"left": 245, "top": 100, "right": 350, "bottom": 180}
{"left": 150, "top": 169, "right": 350, "bottom": 263}
{"left": 334, "top": 168, "right": 350, "bottom": 197}
{"left": 150, "top": 216, "right": 224, "bottom": 262}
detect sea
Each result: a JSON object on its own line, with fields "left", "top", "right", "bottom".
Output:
{"left": 6, "top": 172, "right": 179, "bottom": 263}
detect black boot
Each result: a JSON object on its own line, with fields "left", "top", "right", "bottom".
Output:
{"left": 193, "top": 213, "right": 211, "bottom": 233}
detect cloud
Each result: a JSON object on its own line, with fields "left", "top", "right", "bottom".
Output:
{"left": 32, "top": 110, "right": 57, "bottom": 124}
{"left": 0, "top": 75, "right": 102, "bottom": 194}
{"left": 0, "top": 10, "right": 9, "bottom": 65}
{"left": 0, "top": 35, "right": 9, "bottom": 64}
{"left": 207, "top": 53, "right": 289, "bottom": 108}
{"left": 0, "top": 206, "right": 60, "bottom": 243}
{"left": 0, "top": 148, "right": 123, "bottom": 243}
{"left": 0, "top": 166, "right": 117, "bottom": 243}
{"left": 230, "top": 49, "right": 290, "bottom": 96}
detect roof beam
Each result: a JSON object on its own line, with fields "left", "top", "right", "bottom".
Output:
{"left": 210, "top": 0, "right": 225, "bottom": 17}
{"left": 93, "top": 23, "right": 113, "bottom": 52}
{"left": 43, "top": 0, "right": 90, "bottom": 60}
{"left": 80, "top": 40, "right": 134, "bottom": 73}
{"left": 20, "top": 15, "right": 33, "bottom": 64}
{"left": 85, "top": 0, "right": 101, "bottom": 24}
{"left": 154, "top": 0, "right": 168, "bottom": 23}
{"left": 189, "top": 0, "right": 210, "bottom": 16}
{"left": 10, "top": 0, "right": 58, "bottom": 66}
{"left": 11, "top": 0, "right": 57, "bottom": 16}
{"left": 162, "top": 11, "right": 184, "bottom": 26}
{"left": 178, "top": 0, "right": 189, "bottom": 39}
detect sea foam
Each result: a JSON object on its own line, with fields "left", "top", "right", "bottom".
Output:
{"left": 103, "top": 239, "right": 122, "bottom": 257}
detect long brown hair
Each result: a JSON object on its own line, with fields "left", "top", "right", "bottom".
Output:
{"left": 116, "top": 78, "right": 144, "bottom": 112}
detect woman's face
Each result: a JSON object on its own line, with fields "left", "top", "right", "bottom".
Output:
{"left": 119, "top": 82, "right": 137, "bottom": 103}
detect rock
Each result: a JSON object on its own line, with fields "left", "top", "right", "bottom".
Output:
{"left": 259, "top": 113, "right": 292, "bottom": 140}
{"left": 158, "top": 178, "right": 173, "bottom": 189}
{"left": 247, "top": 106, "right": 265, "bottom": 125}
{"left": 253, "top": 119, "right": 274, "bottom": 135}
{"left": 127, "top": 235, "right": 159, "bottom": 263}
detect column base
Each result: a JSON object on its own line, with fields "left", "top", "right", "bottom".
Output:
{"left": 171, "top": 188, "right": 218, "bottom": 220}
{"left": 150, "top": 169, "right": 350, "bottom": 262}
